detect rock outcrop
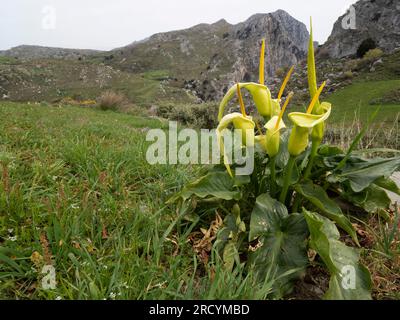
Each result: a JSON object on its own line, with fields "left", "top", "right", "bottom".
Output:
{"left": 323, "top": 0, "right": 400, "bottom": 58}
{"left": 108, "top": 10, "right": 309, "bottom": 101}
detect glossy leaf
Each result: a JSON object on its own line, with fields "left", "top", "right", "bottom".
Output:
{"left": 304, "top": 210, "right": 372, "bottom": 300}
{"left": 295, "top": 181, "right": 359, "bottom": 245}
{"left": 169, "top": 171, "right": 241, "bottom": 203}
{"left": 328, "top": 157, "right": 400, "bottom": 192}
{"left": 342, "top": 184, "right": 392, "bottom": 214}
{"left": 249, "top": 194, "right": 309, "bottom": 297}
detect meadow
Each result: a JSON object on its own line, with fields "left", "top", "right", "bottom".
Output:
{"left": 0, "top": 102, "right": 286, "bottom": 299}
{"left": 0, "top": 101, "right": 399, "bottom": 300}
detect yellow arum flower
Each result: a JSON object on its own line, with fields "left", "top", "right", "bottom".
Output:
{"left": 217, "top": 113, "right": 255, "bottom": 177}
{"left": 218, "top": 83, "right": 273, "bottom": 121}
{"left": 217, "top": 85, "right": 255, "bottom": 177}
{"left": 288, "top": 82, "right": 331, "bottom": 157}
{"left": 257, "top": 92, "right": 293, "bottom": 157}
{"left": 219, "top": 40, "right": 275, "bottom": 120}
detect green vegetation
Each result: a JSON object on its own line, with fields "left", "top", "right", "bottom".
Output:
{"left": 0, "top": 56, "right": 19, "bottom": 65}
{"left": 326, "top": 80, "right": 400, "bottom": 124}
{"left": 0, "top": 102, "right": 288, "bottom": 299}
{"left": 0, "top": 101, "right": 399, "bottom": 299}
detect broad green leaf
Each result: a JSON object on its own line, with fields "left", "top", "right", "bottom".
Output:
{"left": 169, "top": 171, "right": 241, "bottom": 203}
{"left": 342, "top": 184, "right": 392, "bottom": 214}
{"left": 249, "top": 194, "right": 309, "bottom": 297}
{"left": 249, "top": 193, "right": 289, "bottom": 241}
{"left": 329, "top": 157, "right": 400, "bottom": 192}
{"left": 374, "top": 176, "right": 400, "bottom": 195}
{"left": 295, "top": 182, "right": 359, "bottom": 245}
{"left": 304, "top": 210, "right": 372, "bottom": 300}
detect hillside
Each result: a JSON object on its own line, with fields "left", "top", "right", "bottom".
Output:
{"left": 0, "top": 57, "right": 197, "bottom": 105}
{"left": 105, "top": 10, "right": 309, "bottom": 101}
{"left": 0, "top": 3, "right": 398, "bottom": 125}
{"left": 0, "top": 45, "right": 102, "bottom": 60}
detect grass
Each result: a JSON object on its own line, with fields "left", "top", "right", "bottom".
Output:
{"left": 325, "top": 80, "right": 400, "bottom": 125}
{"left": 0, "top": 102, "right": 279, "bottom": 300}
{"left": 0, "top": 99, "right": 399, "bottom": 300}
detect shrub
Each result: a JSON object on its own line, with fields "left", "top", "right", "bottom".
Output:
{"left": 343, "top": 70, "right": 354, "bottom": 79}
{"left": 156, "top": 103, "right": 218, "bottom": 129}
{"left": 363, "top": 48, "right": 383, "bottom": 62}
{"left": 343, "top": 59, "right": 359, "bottom": 72}
{"left": 98, "top": 91, "right": 126, "bottom": 111}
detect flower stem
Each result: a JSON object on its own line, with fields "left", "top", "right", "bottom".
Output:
{"left": 270, "top": 156, "right": 277, "bottom": 194}
{"left": 280, "top": 156, "right": 296, "bottom": 204}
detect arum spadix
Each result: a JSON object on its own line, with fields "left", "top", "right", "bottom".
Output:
{"left": 269, "top": 65, "right": 295, "bottom": 128}
{"left": 218, "top": 39, "right": 275, "bottom": 121}
{"left": 217, "top": 84, "right": 255, "bottom": 177}
{"left": 288, "top": 82, "right": 331, "bottom": 157}
{"left": 308, "top": 18, "right": 326, "bottom": 143}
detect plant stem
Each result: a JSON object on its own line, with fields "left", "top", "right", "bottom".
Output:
{"left": 292, "top": 195, "right": 301, "bottom": 213}
{"left": 280, "top": 156, "right": 296, "bottom": 204}
{"left": 293, "top": 141, "right": 319, "bottom": 212}
{"left": 303, "top": 140, "right": 320, "bottom": 180}
{"left": 270, "top": 156, "right": 276, "bottom": 194}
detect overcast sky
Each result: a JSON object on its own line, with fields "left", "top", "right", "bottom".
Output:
{"left": 0, "top": 0, "right": 358, "bottom": 51}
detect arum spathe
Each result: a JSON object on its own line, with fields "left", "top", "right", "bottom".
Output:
{"left": 218, "top": 39, "right": 275, "bottom": 121}
{"left": 257, "top": 92, "right": 293, "bottom": 158}
{"left": 217, "top": 85, "right": 256, "bottom": 177}
{"left": 288, "top": 82, "right": 331, "bottom": 157}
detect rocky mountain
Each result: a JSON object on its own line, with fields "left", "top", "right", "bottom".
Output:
{"left": 322, "top": 0, "right": 400, "bottom": 58}
{"left": 105, "top": 9, "right": 309, "bottom": 101}
{"left": 0, "top": 45, "right": 102, "bottom": 60}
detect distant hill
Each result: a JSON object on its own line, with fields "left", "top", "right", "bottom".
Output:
{"left": 105, "top": 10, "right": 309, "bottom": 100}
{"left": 0, "top": 45, "right": 102, "bottom": 60}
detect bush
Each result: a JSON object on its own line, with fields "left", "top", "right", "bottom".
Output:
{"left": 98, "top": 91, "right": 126, "bottom": 111}
{"left": 363, "top": 48, "right": 383, "bottom": 62}
{"left": 156, "top": 103, "right": 218, "bottom": 129}
{"left": 343, "top": 59, "right": 359, "bottom": 72}
{"left": 343, "top": 71, "right": 354, "bottom": 80}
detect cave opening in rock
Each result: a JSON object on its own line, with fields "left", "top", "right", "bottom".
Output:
{"left": 357, "top": 38, "right": 377, "bottom": 58}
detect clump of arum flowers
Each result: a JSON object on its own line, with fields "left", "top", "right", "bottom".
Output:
{"left": 217, "top": 39, "right": 296, "bottom": 178}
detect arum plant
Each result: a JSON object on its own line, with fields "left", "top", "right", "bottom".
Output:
{"left": 170, "top": 22, "right": 400, "bottom": 300}
{"left": 280, "top": 81, "right": 329, "bottom": 203}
